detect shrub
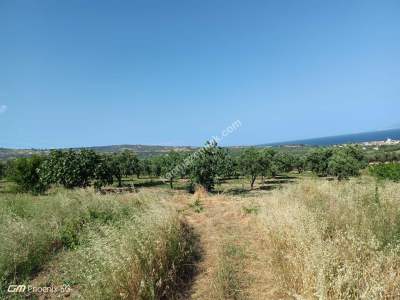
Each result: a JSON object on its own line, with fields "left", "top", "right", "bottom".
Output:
{"left": 306, "top": 148, "right": 333, "bottom": 176}
{"left": 188, "top": 141, "right": 227, "bottom": 191}
{"left": 7, "top": 156, "right": 48, "bottom": 194}
{"left": 39, "top": 149, "right": 99, "bottom": 189}
{"left": 369, "top": 163, "right": 400, "bottom": 181}
{"left": 238, "top": 147, "right": 263, "bottom": 189}
{"left": 328, "top": 151, "right": 360, "bottom": 180}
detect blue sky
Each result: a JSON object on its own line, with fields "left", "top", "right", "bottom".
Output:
{"left": 1, "top": 0, "right": 399, "bottom": 148}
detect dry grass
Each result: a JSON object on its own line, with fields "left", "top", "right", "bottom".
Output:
{"left": 0, "top": 188, "right": 196, "bottom": 299}
{"left": 3, "top": 177, "right": 399, "bottom": 299}
{"left": 258, "top": 178, "right": 400, "bottom": 299}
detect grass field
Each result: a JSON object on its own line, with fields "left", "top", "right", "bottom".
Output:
{"left": 1, "top": 174, "right": 400, "bottom": 299}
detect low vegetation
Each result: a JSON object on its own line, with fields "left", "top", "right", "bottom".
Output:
{"left": 0, "top": 189, "right": 195, "bottom": 299}
{"left": 1, "top": 141, "right": 400, "bottom": 299}
{"left": 258, "top": 179, "right": 400, "bottom": 299}
{"left": 369, "top": 162, "right": 400, "bottom": 182}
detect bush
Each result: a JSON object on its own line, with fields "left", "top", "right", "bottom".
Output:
{"left": 328, "top": 151, "right": 361, "bottom": 180}
{"left": 306, "top": 148, "right": 333, "bottom": 176}
{"left": 369, "top": 163, "right": 400, "bottom": 181}
{"left": 188, "top": 141, "right": 227, "bottom": 191}
{"left": 7, "top": 156, "right": 48, "bottom": 194}
{"left": 39, "top": 149, "right": 99, "bottom": 189}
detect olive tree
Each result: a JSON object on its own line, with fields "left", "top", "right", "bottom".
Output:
{"left": 239, "top": 147, "right": 262, "bottom": 189}
{"left": 306, "top": 148, "right": 333, "bottom": 177}
{"left": 8, "top": 156, "right": 48, "bottom": 194}
{"left": 93, "top": 156, "right": 114, "bottom": 191}
{"left": 328, "top": 146, "right": 367, "bottom": 180}
{"left": 272, "top": 152, "right": 294, "bottom": 174}
{"left": 259, "top": 149, "right": 274, "bottom": 183}
{"left": 293, "top": 155, "right": 307, "bottom": 173}
{"left": 161, "top": 151, "right": 182, "bottom": 189}
{"left": 188, "top": 141, "right": 227, "bottom": 191}
{"left": 39, "top": 149, "right": 100, "bottom": 189}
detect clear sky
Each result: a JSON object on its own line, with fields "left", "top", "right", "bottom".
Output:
{"left": 1, "top": 0, "right": 399, "bottom": 148}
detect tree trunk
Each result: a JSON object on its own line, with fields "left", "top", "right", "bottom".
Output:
{"left": 169, "top": 179, "right": 173, "bottom": 189}
{"left": 250, "top": 176, "right": 256, "bottom": 189}
{"left": 117, "top": 176, "right": 122, "bottom": 187}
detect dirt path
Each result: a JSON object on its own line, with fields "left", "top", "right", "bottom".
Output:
{"left": 172, "top": 191, "right": 276, "bottom": 300}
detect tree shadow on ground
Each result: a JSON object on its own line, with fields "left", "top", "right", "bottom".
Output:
{"left": 130, "top": 180, "right": 166, "bottom": 188}
{"left": 222, "top": 187, "right": 250, "bottom": 196}
{"left": 258, "top": 185, "right": 279, "bottom": 191}
{"left": 263, "top": 179, "right": 294, "bottom": 185}
{"left": 172, "top": 222, "right": 203, "bottom": 300}
{"left": 274, "top": 175, "right": 298, "bottom": 179}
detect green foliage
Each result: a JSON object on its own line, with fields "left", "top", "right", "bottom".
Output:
{"left": 7, "top": 155, "right": 48, "bottom": 194}
{"left": 150, "top": 156, "right": 163, "bottom": 177}
{"left": 93, "top": 157, "right": 114, "bottom": 191}
{"left": 259, "top": 149, "right": 275, "bottom": 178}
{"left": 189, "top": 198, "right": 204, "bottom": 213}
{"left": 369, "top": 163, "right": 400, "bottom": 182}
{"left": 306, "top": 148, "right": 333, "bottom": 176}
{"left": 328, "top": 151, "right": 360, "bottom": 180}
{"left": 238, "top": 147, "right": 274, "bottom": 188}
{"left": 239, "top": 148, "right": 261, "bottom": 188}
{"left": 161, "top": 151, "right": 183, "bottom": 188}
{"left": 242, "top": 205, "right": 259, "bottom": 214}
{"left": 0, "top": 190, "right": 150, "bottom": 295}
{"left": 218, "top": 152, "right": 237, "bottom": 179}
{"left": 39, "top": 149, "right": 99, "bottom": 189}
{"left": 188, "top": 141, "right": 227, "bottom": 191}
{"left": 328, "top": 146, "right": 367, "bottom": 180}
{"left": 109, "top": 150, "right": 139, "bottom": 186}
{"left": 272, "top": 152, "right": 294, "bottom": 174}
{"left": 0, "top": 161, "right": 5, "bottom": 179}
{"left": 293, "top": 155, "right": 307, "bottom": 173}
{"left": 140, "top": 158, "right": 152, "bottom": 177}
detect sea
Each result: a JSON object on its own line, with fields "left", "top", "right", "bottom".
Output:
{"left": 265, "top": 128, "right": 400, "bottom": 146}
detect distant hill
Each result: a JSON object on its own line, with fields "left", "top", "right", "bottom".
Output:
{"left": 0, "top": 145, "right": 197, "bottom": 160}
{"left": 2, "top": 128, "right": 400, "bottom": 160}
{"left": 260, "top": 128, "right": 400, "bottom": 147}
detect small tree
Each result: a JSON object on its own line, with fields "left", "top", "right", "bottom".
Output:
{"left": 328, "top": 146, "right": 366, "bottom": 180}
{"left": 93, "top": 156, "right": 114, "bottom": 191}
{"left": 218, "top": 153, "right": 236, "bottom": 180}
{"left": 120, "top": 150, "right": 140, "bottom": 178}
{"left": 239, "top": 147, "right": 262, "bottom": 189}
{"left": 306, "top": 148, "right": 333, "bottom": 177}
{"left": 188, "top": 141, "right": 226, "bottom": 191}
{"left": 150, "top": 156, "right": 163, "bottom": 178}
{"left": 8, "top": 156, "right": 48, "bottom": 194}
{"left": 259, "top": 149, "right": 274, "bottom": 183}
{"left": 141, "top": 159, "right": 152, "bottom": 177}
{"left": 293, "top": 155, "right": 307, "bottom": 173}
{"left": 273, "top": 152, "right": 294, "bottom": 174}
{"left": 39, "top": 149, "right": 100, "bottom": 189}
{"left": 328, "top": 151, "right": 360, "bottom": 180}
{"left": 161, "top": 151, "right": 182, "bottom": 189}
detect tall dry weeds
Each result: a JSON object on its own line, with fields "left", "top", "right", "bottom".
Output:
{"left": 259, "top": 179, "right": 400, "bottom": 299}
